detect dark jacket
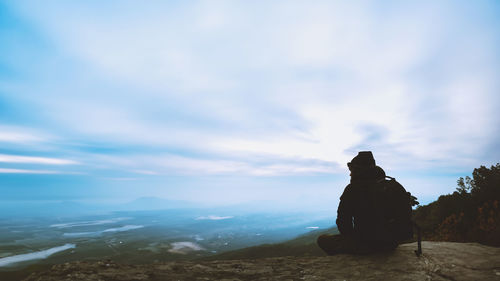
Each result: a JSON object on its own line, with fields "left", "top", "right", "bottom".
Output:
{"left": 336, "top": 166, "right": 393, "bottom": 245}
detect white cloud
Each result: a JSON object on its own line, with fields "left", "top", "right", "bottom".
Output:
{"left": 0, "top": 244, "right": 75, "bottom": 267}
{"left": 0, "top": 168, "right": 61, "bottom": 174}
{"left": 0, "top": 154, "right": 78, "bottom": 165}
{"left": 196, "top": 215, "right": 233, "bottom": 220}
{"left": 5, "top": 0, "right": 499, "bottom": 181}
{"left": 91, "top": 154, "right": 338, "bottom": 177}
{"left": 168, "top": 241, "right": 204, "bottom": 254}
{"left": 50, "top": 217, "right": 131, "bottom": 228}
{"left": 63, "top": 225, "right": 143, "bottom": 237}
{"left": 0, "top": 126, "right": 48, "bottom": 143}
{"left": 132, "top": 170, "right": 159, "bottom": 175}
{"left": 104, "top": 177, "right": 138, "bottom": 181}
{"left": 0, "top": 132, "right": 41, "bottom": 143}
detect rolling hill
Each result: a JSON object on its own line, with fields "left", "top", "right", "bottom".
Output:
{"left": 204, "top": 227, "right": 339, "bottom": 260}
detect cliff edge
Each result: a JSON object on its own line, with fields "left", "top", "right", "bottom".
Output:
{"left": 24, "top": 242, "right": 500, "bottom": 281}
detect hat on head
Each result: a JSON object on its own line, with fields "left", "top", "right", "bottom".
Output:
{"left": 348, "top": 151, "right": 376, "bottom": 169}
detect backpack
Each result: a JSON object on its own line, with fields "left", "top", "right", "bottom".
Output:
{"left": 371, "top": 176, "right": 422, "bottom": 255}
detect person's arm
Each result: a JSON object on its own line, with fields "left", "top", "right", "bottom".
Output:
{"left": 336, "top": 185, "right": 354, "bottom": 236}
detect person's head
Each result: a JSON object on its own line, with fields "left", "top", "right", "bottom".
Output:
{"left": 348, "top": 151, "right": 385, "bottom": 180}
{"left": 347, "top": 151, "right": 376, "bottom": 170}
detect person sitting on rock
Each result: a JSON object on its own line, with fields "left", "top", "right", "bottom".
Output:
{"left": 317, "top": 151, "right": 411, "bottom": 255}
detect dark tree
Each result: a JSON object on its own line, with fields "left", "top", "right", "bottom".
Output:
{"left": 413, "top": 163, "right": 500, "bottom": 246}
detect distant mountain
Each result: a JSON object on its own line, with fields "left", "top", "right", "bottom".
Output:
{"left": 0, "top": 197, "right": 197, "bottom": 218}
{"left": 205, "top": 227, "right": 339, "bottom": 260}
{"left": 119, "top": 197, "right": 195, "bottom": 211}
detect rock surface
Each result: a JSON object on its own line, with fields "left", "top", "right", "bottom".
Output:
{"left": 24, "top": 242, "right": 500, "bottom": 281}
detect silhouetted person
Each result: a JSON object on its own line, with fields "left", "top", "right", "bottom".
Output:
{"left": 317, "top": 151, "right": 415, "bottom": 255}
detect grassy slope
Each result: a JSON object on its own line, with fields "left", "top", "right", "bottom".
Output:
{"left": 0, "top": 264, "right": 53, "bottom": 281}
{"left": 204, "top": 227, "right": 338, "bottom": 260}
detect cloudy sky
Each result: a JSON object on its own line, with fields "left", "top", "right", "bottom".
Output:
{"left": 1, "top": 0, "right": 499, "bottom": 210}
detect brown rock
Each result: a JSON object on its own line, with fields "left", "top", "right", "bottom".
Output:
{"left": 23, "top": 242, "right": 500, "bottom": 281}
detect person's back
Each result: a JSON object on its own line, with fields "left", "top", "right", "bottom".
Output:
{"left": 317, "top": 151, "right": 401, "bottom": 255}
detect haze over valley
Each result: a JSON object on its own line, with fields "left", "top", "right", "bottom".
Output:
{"left": 0, "top": 199, "right": 332, "bottom": 271}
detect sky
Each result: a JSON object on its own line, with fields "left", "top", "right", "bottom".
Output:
{"left": 0, "top": 0, "right": 499, "bottom": 211}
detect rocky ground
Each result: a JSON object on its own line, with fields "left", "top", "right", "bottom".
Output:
{"left": 24, "top": 242, "right": 500, "bottom": 281}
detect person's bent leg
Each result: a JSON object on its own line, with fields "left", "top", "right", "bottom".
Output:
{"left": 317, "top": 234, "right": 350, "bottom": 255}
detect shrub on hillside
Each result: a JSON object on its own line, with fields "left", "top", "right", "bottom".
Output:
{"left": 413, "top": 163, "right": 500, "bottom": 246}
